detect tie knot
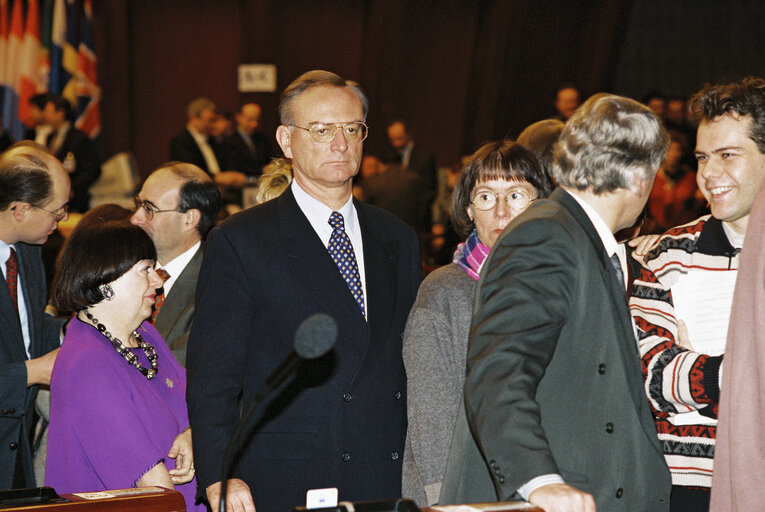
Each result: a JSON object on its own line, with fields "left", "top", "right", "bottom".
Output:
{"left": 156, "top": 268, "right": 171, "bottom": 282}
{"left": 329, "top": 211, "right": 345, "bottom": 232}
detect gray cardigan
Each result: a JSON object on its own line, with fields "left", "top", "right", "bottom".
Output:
{"left": 402, "top": 263, "right": 476, "bottom": 507}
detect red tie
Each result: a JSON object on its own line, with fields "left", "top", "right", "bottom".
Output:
{"left": 5, "top": 248, "right": 19, "bottom": 319}
{"left": 151, "top": 268, "right": 171, "bottom": 324}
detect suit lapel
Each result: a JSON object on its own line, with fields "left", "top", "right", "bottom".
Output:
{"left": 276, "top": 191, "right": 369, "bottom": 355}
{"left": 155, "top": 246, "right": 202, "bottom": 331}
{"left": 555, "top": 189, "right": 658, "bottom": 443}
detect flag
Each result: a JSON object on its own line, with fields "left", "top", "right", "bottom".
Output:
{"left": 50, "top": 0, "right": 64, "bottom": 93}
{"left": 61, "top": 0, "right": 77, "bottom": 105}
{"left": 0, "top": 0, "right": 9, "bottom": 110}
{"left": 2, "top": 0, "right": 23, "bottom": 137}
{"left": 75, "top": 0, "right": 98, "bottom": 137}
{"left": 19, "top": 0, "right": 43, "bottom": 128}
{"left": 38, "top": 0, "right": 52, "bottom": 91}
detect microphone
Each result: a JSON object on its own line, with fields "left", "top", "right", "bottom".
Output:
{"left": 256, "top": 313, "right": 338, "bottom": 401}
{"left": 219, "top": 314, "right": 338, "bottom": 512}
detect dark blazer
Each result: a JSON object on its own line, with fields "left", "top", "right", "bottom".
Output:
{"left": 187, "top": 188, "right": 421, "bottom": 512}
{"left": 0, "top": 243, "right": 63, "bottom": 489}
{"left": 50, "top": 127, "right": 100, "bottom": 213}
{"left": 444, "top": 189, "right": 670, "bottom": 510}
{"left": 405, "top": 145, "right": 437, "bottom": 196}
{"left": 219, "top": 131, "right": 274, "bottom": 177}
{"left": 362, "top": 165, "right": 432, "bottom": 234}
{"left": 154, "top": 246, "right": 202, "bottom": 368}
{"left": 169, "top": 129, "right": 221, "bottom": 176}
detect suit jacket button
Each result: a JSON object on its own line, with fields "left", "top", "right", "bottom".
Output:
{"left": 615, "top": 488, "right": 623, "bottom": 498}
{"left": 598, "top": 364, "right": 606, "bottom": 375}
{"left": 394, "top": 391, "right": 402, "bottom": 400}
{"left": 605, "top": 422, "right": 614, "bottom": 433}
{"left": 498, "top": 476, "right": 505, "bottom": 484}
{"left": 9, "top": 442, "right": 18, "bottom": 450}
{"left": 342, "top": 451, "right": 350, "bottom": 461}
{"left": 343, "top": 392, "right": 352, "bottom": 402}
{"left": 391, "top": 451, "right": 399, "bottom": 461}
{"left": 489, "top": 460, "right": 496, "bottom": 468}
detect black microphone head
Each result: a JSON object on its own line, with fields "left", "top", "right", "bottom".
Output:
{"left": 294, "top": 313, "right": 338, "bottom": 359}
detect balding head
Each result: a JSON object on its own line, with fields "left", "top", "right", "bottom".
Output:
{"left": 0, "top": 142, "right": 71, "bottom": 244}
{"left": 236, "top": 103, "right": 262, "bottom": 135}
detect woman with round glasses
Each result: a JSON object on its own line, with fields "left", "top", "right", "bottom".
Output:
{"left": 45, "top": 221, "right": 204, "bottom": 511}
{"left": 402, "top": 140, "right": 553, "bottom": 507}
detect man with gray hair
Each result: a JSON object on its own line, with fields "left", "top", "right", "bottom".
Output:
{"left": 450, "top": 94, "right": 672, "bottom": 511}
{"left": 187, "top": 70, "right": 421, "bottom": 512}
{"left": 0, "top": 142, "right": 69, "bottom": 488}
{"left": 169, "top": 97, "right": 222, "bottom": 176}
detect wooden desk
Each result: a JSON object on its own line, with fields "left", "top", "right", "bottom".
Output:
{"left": 0, "top": 487, "right": 185, "bottom": 512}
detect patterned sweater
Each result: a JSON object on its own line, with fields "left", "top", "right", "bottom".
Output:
{"left": 629, "top": 215, "right": 740, "bottom": 489}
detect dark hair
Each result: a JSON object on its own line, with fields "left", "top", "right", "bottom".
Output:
{"left": 29, "top": 93, "right": 49, "bottom": 110}
{"left": 689, "top": 77, "right": 765, "bottom": 154}
{"left": 279, "top": 70, "right": 368, "bottom": 126}
{"left": 0, "top": 142, "right": 55, "bottom": 210}
{"left": 158, "top": 162, "right": 222, "bottom": 237}
{"left": 387, "top": 119, "right": 410, "bottom": 131}
{"left": 46, "top": 94, "right": 73, "bottom": 122}
{"left": 517, "top": 119, "right": 565, "bottom": 177}
{"left": 53, "top": 221, "right": 157, "bottom": 312}
{"left": 451, "top": 140, "right": 553, "bottom": 237}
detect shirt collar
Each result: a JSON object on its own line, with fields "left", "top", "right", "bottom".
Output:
{"left": 160, "top": 241, "right": 201, "bottom": 278}
{"left": 564, "top": 188, "right": 619, "bottom": 257}
{"left": 291, "top": 180, "right": 357, "bottom": 246}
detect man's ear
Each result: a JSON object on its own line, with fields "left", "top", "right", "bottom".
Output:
{"left": 184, "top": 208, "right": 202, "bottom": 233}
{"left": 276, "top": 125, "right": 293, "bottom": 159}
{"left": 9, "top": 202, "right": 31, "bottom": 222}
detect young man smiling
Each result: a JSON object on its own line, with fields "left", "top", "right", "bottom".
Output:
{"left": 630, "top": 77, "right": 765, "bottom": 512}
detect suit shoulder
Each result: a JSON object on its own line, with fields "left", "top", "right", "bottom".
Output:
{"left": 357, "top": 201, "right": 416, "bottom": 237}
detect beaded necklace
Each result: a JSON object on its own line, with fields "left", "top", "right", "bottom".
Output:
{"left": 83, "top": 309, "right": 158, "bottom": 380}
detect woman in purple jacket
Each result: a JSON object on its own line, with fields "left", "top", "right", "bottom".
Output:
{"left": 45, "top": 221, "right": 203, "bottom": 511}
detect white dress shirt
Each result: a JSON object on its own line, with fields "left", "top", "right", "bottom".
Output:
{"left": 188, "top": 125, "right": 221, "bottom": 175}
{"left": 158, "top": 241, "right": 201, "bottom": 297}
{"left": 0, "top": 241, "right": 32, "bottom": 358}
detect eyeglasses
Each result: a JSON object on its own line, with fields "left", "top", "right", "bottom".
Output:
{"left": 134, "top": 196, "right": 183, "bottom": 220}
{"left": 33, "top": 204, "right": 69, "bottom": 222}
{"left": 291, "top": 122, "right": 369, "bottom": 143}
{"left": 471, "top": 190, "right": 537, "bottom": 211}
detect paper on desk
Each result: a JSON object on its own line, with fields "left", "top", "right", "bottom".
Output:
{"left": 670, "top": 270, "right": 737, "bottom": 356}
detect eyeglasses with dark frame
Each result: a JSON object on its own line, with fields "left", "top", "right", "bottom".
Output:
{"left": 471, "top": 190, "right": 537, "bottom": 211}
{"left": 33, "top": 204, "right": 69, "bottom": 222}
{"left": 291, "top": 122, "right": 369, "bottom": 144}
{"left": 133, "top": 196, "right": 183, "bottom": 220}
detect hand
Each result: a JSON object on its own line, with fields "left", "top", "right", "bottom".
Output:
{"left": 627, "top": 234, "right": 661, "bottom": 257}
{"left": 207, "top": 479, "right": 256, "bottom": 512}
{"left": 167, "top": 428, "right": 194, "bottom": 484}
{"left": 676, "top": 319, "right": 694, "bottom": 351}
{"left": 25, "top": 348, "right": 60, "bottom": 386}
{"left": 528, "top": 483, "right": 596, "bottom": 512}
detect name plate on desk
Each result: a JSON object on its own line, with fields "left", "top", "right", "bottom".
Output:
{"left": 1, "top": 486, "right": 185, "bottom": 511}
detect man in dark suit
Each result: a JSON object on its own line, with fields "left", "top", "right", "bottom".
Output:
{"left": 452, "top": 94, "right": 672, "bottom": 511}
{"left": 219, "top": 103, "right": 274, "bottom": 179}
{"left": 187, "top": 70, "right": 421, "bottom": 512}
{"left": 386, "top": 120, "right": 437, "bottom": 203}
{"left": 169, "top": 98, "right": 222, "bottom": 176}
{"left": 361, "top": 157, "right": 431, "bottom": 235}
{"left": 43, "top": 95, "right": 100, "bottom": 213}
{"left": 131, "top": 162, "right": 221, "bottom": 367}
{"left": 0, "top": 142, "right": 69, "bottom": 489}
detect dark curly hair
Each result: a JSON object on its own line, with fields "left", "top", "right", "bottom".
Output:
{"left": 689, "top": 76, "right": 765, "bottom": 154}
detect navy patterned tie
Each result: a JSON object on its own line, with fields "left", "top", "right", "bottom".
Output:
{"left": 328, "top": 212, "right": 365, "bottom": 318}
